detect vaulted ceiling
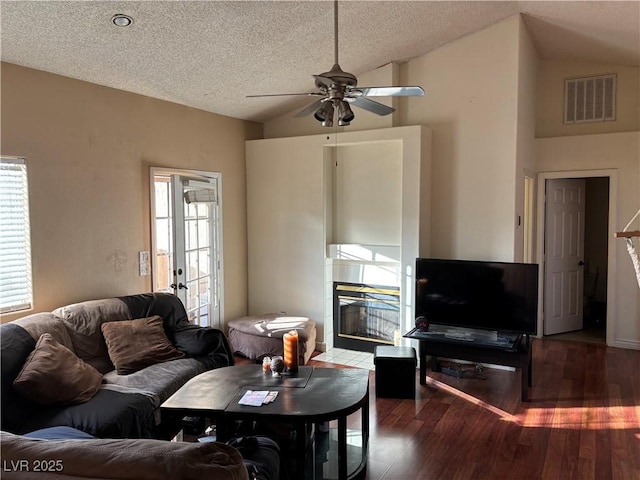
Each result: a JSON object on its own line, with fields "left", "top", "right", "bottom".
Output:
{"left": 2, "top": 1, "right": 638, "bottom": 123}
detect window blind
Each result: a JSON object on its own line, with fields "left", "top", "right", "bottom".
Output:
{"left": 0, "top": 157, "right": 33, "bottom": 314}
{"left": 183, "top": 179, "right": 218, "bottom": 204}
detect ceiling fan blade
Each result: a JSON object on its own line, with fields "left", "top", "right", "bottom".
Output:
{"left": 351, "top": 97, "right": 395, "bottom": 116}
{"left": 246, "top": 92, "right": 323, "bottom": 98}
{"left": 357, "top": 86, "right": 425, "bottom": 97}
{"left": 294, "top": 99, "right": 325, "bottom": 118}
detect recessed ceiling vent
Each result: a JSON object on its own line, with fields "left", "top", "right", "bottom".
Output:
{"left": 564, "top": 74, "right": 616, "bottom": 124}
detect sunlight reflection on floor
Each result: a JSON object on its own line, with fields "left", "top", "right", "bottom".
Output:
{"left": 427, "top": 377, "right": 640, "bottom": 430}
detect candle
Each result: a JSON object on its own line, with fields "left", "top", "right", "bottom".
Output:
{"left": 283, "top": 330, "right": 299, "bottom": 373}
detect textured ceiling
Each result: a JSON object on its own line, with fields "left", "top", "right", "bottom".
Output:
{"left": 1, "top": 1, "right": 639, "bottom": 123}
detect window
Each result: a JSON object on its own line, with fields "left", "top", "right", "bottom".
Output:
{"left": 0, "top": 157, "right": 33, "bottom": 314}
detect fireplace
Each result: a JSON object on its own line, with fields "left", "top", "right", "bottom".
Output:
{"left": 333, "top": 282, "right": 400, "bottom": 353}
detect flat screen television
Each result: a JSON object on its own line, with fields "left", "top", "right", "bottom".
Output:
{"left": 415, "top": 258, "right": 538, "bottom": 335}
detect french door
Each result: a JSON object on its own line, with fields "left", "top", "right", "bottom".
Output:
{"left": 151, "top": 169, "right": 222, "bottom": 328}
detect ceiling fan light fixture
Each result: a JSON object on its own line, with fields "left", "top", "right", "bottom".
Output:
{"left": 314, "top": 102, "right": 334, "bottom": 126}
{"left": 337, "top": 101, "right": 354, "bottom": 126}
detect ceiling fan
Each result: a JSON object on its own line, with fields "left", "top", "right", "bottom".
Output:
{"left": 247, "top": 0, "right": 424, "bottom": 127}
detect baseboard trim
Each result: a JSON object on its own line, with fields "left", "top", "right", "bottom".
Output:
{"left": 611, "top": 338, "right": 640, "bottom": 350}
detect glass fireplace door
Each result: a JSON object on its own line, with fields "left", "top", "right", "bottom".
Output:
{"left": 333, "top": 282, "right": 400, "bottom": 352}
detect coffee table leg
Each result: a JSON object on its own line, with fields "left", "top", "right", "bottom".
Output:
{"left": 338, "top": 416, "right": 347, "bottom": 479}
{"left": 295, "top": 423, "right": 307, "bottom": 478}
{"left": 216, "top": 417, "right": 233, "bottom": 442}
{"left": 362, "top": 392, "right": 369, "bottom": 455}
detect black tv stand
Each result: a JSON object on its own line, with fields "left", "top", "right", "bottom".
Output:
{"left": 404, "top": 325, "right": 532, "bottom": 401}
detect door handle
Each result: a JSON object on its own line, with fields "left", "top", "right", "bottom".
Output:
{"left": 178, "top": 283, "right": 188, "bottom": 290}
{"left": 578, "top": 261, "right": 585, "bottom": 266}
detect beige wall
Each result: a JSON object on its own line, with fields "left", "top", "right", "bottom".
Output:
{"left": 537, "top": 60, "right": 640, "bottom": 138}
{"left": 401, "top": 15, "right": 523, "bottom": 262}
{"left": 332, "top": 142, "right": 402, "bottom": 245}
{"left": 513, "top": 17, "right": 539, "bottom": 262}
{"left": 0, "top": 62, "right": 261, "bottom": 324}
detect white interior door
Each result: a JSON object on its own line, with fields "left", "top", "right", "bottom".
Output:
{"left": 151, "top": 170, "right": 222, "bottom": 328}
{"left": 543, "top": 178, "right": 586, "bottom": 335}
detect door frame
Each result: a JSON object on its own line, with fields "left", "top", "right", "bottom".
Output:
{"left": 149, "top": 167, "right": 225, "bottom": 328}
{"left": 536, "top": 169, "right": 617, "bottom": 346}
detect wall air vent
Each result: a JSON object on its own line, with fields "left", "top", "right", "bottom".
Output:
{"left": 564, "top": 74, "right": 616, "bottom": 124}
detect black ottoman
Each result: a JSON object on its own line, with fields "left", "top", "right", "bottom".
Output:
{"left": 374, "top": 346, "right": 417, "bottom": 399}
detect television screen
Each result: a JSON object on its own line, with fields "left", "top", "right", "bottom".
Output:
{"left": 415, "top": 258, "right": 538, "bottom": 335}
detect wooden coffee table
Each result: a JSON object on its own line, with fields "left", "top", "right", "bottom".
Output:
{"left": 161, "top": 365, "right": 370, "bottom": 480}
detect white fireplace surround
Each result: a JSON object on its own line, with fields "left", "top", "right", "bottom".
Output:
{"left": 246, "top": 126, "right": 432, "bottom": 352}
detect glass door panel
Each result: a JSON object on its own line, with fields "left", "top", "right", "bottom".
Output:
{"left": 151, "top": 170, "right": 221, "bottom": 328}
{"left": 153, "top": 176, "right": 174, "bottom": 293}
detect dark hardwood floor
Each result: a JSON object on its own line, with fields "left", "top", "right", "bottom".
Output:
{"left": 294, "top": 338, "right": 639, "bottom": 480}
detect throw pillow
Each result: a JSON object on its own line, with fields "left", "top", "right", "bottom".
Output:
{"left": 101, "top": 316, "right": 184, "bottom": 375}
{"left": 13, "top": 333, "right": 102, "bottom": 405}
{"left": 173, "top": 325, "right": 222, "bottom": 356}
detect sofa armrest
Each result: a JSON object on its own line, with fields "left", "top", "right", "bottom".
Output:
{"left": 1, "top": 431, "right": 247, "bottom": 480}
{"left": 172, "top": 325, "right": 235, "bottom": 367}
{"left": 1, "top": 323, "right": 38, "bottom": 434}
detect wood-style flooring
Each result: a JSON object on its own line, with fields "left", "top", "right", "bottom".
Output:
{"left": 299, "top": 338, "right": 640, "bottom": 480}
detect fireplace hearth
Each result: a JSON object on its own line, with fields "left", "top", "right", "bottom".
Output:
{"left": 333, "top": 282, "right": 400, "bottom": 353}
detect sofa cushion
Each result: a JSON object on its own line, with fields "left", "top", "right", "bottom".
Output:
{"left": 13, "top": 333, "right": 102, "bottom": 406}
{"left": 24, "top": 426, "right": 95, "bottom": 440}
{"left": 0, "top": 431, "right": 247, "bottom": 480}
{"left": 53, "top": 298, "right": 132, "bottom": 373}
{"left": 115, "top": 293, "right": 235, "bottom": 366}
{"left": 173, "top": 325, "right": 232, "bottom": 359}
{"left": 118, "top": 292, "right": 191, "bottom": 331}
{"left": 101, "top": 316, "right": 184, "bottom": 375}
{"left": 13, "top": 312, "right": 74, "bottom": 351}
{"left": 103, "top": 357, "right": 212, "bottom": 407}
{"left": 17, "top": 388, "right": 156, "bottom": 438}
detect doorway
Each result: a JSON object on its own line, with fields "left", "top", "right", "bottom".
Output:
{"left": 537, "top": 171, "right": 616, "bottom": 345}
{"left": 150, "top": 168, "right": 223, "bottom": 329}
